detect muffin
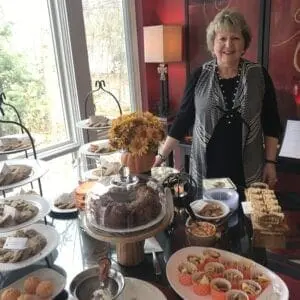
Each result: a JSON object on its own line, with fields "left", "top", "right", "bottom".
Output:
{"left": 187, "top": 254, "right": 206, "bottom": 271}
{"left": 226, "top": 289, "right": 249, "bottom": 300}
{"left": 210, "top": 278, "right": 231, "bottom": 300}
{"left": 220, "top": 257, "right": 238, "bottom": 270}
{"left": 250, "top": 269, "right": 270, "bottom": 290}
{"left": 237, "top": 260, "right": 254, "bottom": 279}
{"left": 35, "top": 281, "right": 54, "bottom": 298}
{"left": 192, "top": 272, "right": 211, "bottom": 296}
{"left": 204, "top": 262, "right": 225, "bottom": 279}
{"left": 0, "top": 288, "right": 21, "bottom": 300}
{"left": 23, "top": 276, "right": 41, "bottom": 294}
{"left": 240, "top": 280, "right": 262, "bottom": 300}
{"left": 177, "top": 261, "right": 198, "bottom": 286}
{"left": 224, "top": 269, "right": 244, "bottom": 289}
{"left": 203, "top": 249, "right": 221, "bottom": 263}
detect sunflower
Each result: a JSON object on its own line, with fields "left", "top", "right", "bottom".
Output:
{"left": 108, "top": 112, "right": 166, "bottom": 156}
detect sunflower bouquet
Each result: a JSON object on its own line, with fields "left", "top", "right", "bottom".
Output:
{"left": 108, "top": 112, "right": 166, "bottom": 156}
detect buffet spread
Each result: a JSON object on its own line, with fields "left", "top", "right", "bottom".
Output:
{"left": 0, "top": 110, "right": 291, "bottom": 300}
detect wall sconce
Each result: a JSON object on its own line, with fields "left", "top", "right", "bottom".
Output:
{"left": 143, "top": 25, "right": 182, "bottom": 117}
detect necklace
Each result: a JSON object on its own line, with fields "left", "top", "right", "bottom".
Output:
{"left": 216, "top": 65, "right": 242, "bottom": 109}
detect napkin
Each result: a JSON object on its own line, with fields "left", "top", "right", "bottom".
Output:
{"left": 144, "top": 237, "right": 163, "bottom": 253}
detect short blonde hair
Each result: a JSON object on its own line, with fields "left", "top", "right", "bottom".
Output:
{"left": 206, "top": 9, "right": 252, "bottom": 54}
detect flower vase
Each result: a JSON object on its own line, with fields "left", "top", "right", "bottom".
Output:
{"left": 120, "top": 152, "right": 155, "bottom": 174}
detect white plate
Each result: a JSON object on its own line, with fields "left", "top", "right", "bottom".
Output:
{"left": 0, "top": 194, "right": 51, "bottom": 233}
{"left": 0, "top": 159, "right": 48, "bottom": 191}
{"left": 0, "top": 267, "right": 66, "bottom": 297}
{"left": 190, "top": 199, "right": 230, "bottom": 221}
{"left": 51, "top": 205, "right": 77, "bottom": 214}
{"left": 79, "top": 139, "right": 119, "bottom": 157}
{"left": 87, "top": 204, "right": 166, "bottom": 233}
{"left": 76, "top": 118, "right": 112, "bottom": 130}
{"left": 117, "top": 277, "right": 167, "bottom": 300}
{"left": 0, "top": 223, "right": 60, "bottom": 272}
{"left": 203, "top": 177, "right": 237, "bottom": 190}
{"left": 0, "top": 144, "right": 32, "bottom": 155}
{"left": 0, "top": 134, "right": 33, "bottom": 155}
{"left": 166, "top": 246, "right": 289, "bottom": 300}
{"left": 51, "top": 194, "right": 78, "bottom": 214}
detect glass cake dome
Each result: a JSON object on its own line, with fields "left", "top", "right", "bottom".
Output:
{"left": 85, "top": 171, "right": 167, "bottom": 232}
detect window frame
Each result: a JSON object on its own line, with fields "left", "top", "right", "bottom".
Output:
{"left": 19, "top": 0, "right": 141, "bottom": 161}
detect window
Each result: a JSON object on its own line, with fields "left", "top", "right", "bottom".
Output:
{"left": 82, "top": 0, "right": 142, "bottom": 117}
{"left": 0, "top": 0, "right": 141, "bottom": 161}
{"left": 0, "top": 0, "right": 81, "bottom": 159}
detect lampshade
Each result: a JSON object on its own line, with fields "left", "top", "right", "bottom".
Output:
{"left": 143, "top": 25, "right": 182, "bottom": 63}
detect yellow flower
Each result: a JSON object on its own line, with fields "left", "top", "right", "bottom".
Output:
{"left": 109, "top": 112, "right": 166, "bottom": 156}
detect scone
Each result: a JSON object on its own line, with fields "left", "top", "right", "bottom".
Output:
{"left": 23, "top": 276, "right": 41, "bottom": 294}
{"left": 35, "top": 281, "right": 54, "bottom": 298}
{"left": 0, "top": 288, "right": 21, "bottom": 300}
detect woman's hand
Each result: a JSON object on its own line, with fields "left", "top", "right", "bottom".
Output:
{"left": 152, "top": 155, "right": 165, "bottom": 167}
{"left": 262, "top": 162, "right": 277, "bottom": 189}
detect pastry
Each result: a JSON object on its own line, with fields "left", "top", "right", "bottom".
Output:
{"left": 0, "top": 288, "right": 21, "bottom": 300}
{"left": 87, "top": 115, "right": 111, "bottom": 127}
{"left": 54, "top": 193, "right": 76, "bottom": 209}
{"left": 0, "top": 229, "right": 47, "bottom": 263}
{"left": 23, "top": 276, "right": 41, "bottom": 294}
{"left": 35, "top": 281, "right": 54, "bottom": 298}
{"left": 0, "top": 165, "right": 32, "bottom": 186}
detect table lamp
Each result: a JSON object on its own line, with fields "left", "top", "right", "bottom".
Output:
{"left": 143, "top": 25, "right": 182, "bottom": 117}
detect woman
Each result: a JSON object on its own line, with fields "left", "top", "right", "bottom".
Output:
{"left": 154, "top": 9, "right": 281, "bottom": 196}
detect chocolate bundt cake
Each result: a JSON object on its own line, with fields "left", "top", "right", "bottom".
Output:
{"left": 88, "top": 183, "right": 162, "bottom": 229}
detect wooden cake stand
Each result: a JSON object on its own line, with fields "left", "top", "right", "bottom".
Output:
{"left": 82, "top": 191, "right": 174, "bottom": 266}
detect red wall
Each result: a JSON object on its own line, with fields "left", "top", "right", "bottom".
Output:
{"left": 136, "top": 0, "right": 187, "bottom": 114}
{"left": 136, "top": 0, "right": 300, "bottom": 193}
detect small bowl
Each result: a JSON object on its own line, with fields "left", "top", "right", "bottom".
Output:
{"left": 190, "top": 199, "right": 230, "bottom": 221}
{"left": 69, "top": 266, "right": 124, "bottom": 300}
{"left": 185, "top": 218, "right": 218, "bottom": 247}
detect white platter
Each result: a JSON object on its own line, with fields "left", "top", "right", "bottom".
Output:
{"left": 0, "top": 144, "right": 32, "bottom": 155}
{"left": 190, "top": 199, "right": 230, "bottom": 221}
{"left": 203, "top": 177, "right": 237, "bottom": 190}
{"left": 116, "top": 277, "right": 167, "bottom": 300}
{"left": 0, "top": 134, "right": 33, "bottom": 155}
{"left": 0, "top": 267, "right": 66, "bottom": 297}
{"left": 166, "top": 246, "right": 289, "bottom": 300}
{"left": 76, "top": 118, "right": 112, "bottom": 130}
{"left": 87, "top": 204, "right": 166, "bottom": 234}
{"left": 0, "top": 159, "right": 48, "bottom": 191}
{"left": 0, "top": 194, "right": 51, "bottom": 233}
{"left": 51, "top": 204, "right": 78, "bottom": 214}
{"left": 79, "top": 139, "right": 118, "bottom": 157}
{"left": 51, "top": 193, "right": 77, "bottom": 214}
{"left": 0, "top": 223, "right": 60, "bottom": 272}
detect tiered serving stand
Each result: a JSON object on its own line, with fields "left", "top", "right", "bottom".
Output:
{"left": 0, "top": 93, "right": 62, "bottom": 292}
{"left": 0, "top": 92, "right": 48, "bottom": 197}
{"left": 76, "top": 79, "right": 123, "bottom": 181}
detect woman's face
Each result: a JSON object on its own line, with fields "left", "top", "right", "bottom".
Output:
{"left": 213, "top": 29, "right": 245, "bottom": 66}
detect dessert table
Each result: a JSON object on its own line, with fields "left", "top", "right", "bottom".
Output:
{"left": 1, "top": 192, "right": 300, "bottom": 299}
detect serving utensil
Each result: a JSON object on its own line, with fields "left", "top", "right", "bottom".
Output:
{"left": 92, "top": 257, "right": 112, "bottom": 299}
{"left": 152, "top": 251, "right": 162, "bottom": 276}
